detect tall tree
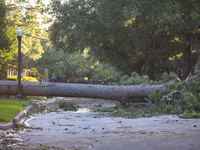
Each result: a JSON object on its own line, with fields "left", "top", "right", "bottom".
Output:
{"left": 6, "top": 0, "right": 49, "bottom": 68}
{"left": 49, "top": 0, "right": 143, "bottom": 75}
{"left": 0, "top": 0, "right": 10, "bottom": 50}
{"left": 128, "top": 0, "right": 200, "bottom": 79}
{"left": 0, "top": 0, "right": 50, "bottom": 79}
{"left": 0, "top": 0, "right": 13, "bottom": 79}
{"left": 49, "top": 0, "right": 181, "bottom": 80}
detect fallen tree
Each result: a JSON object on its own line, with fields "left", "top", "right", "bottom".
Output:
{"left": 1, "top": 66, "right": 200, "bottom": 118}
{"left": 0, "top": 64, "right": 198, "bottom": 103}
{"left": 0, "top": 80, "right": 168, "bottom": 103}
{"left": 0, "top": 77, "right": 182, "bottom": 103}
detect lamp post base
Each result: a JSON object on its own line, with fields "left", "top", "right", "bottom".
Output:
{"left": 17, "top": 94, "right": 23, "bottom": 100}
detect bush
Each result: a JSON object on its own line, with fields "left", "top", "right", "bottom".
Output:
{"left": 7, "top": 76, "right": 37, "bottom": 82}
{"left": 7, "top": 76, "right": 17, "bottom": 81}
{"left": 30, "top": 67, "right": 40, "bottom": 77}
{"left": 22, "top": 76, "right": 37, "bottom": 82}
{"left": 38, "top": 73, "right": 46, "bottom": 82}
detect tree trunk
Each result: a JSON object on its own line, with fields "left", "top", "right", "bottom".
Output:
{"left": 65, "top": 74, "right": 72, "bottom": 83}
{"left": 0, "top": 81, "right": 166, "bottom": 103}
{"left": 148, "top": 59, "right": 155, "bottom": 80}
{"left": 88, "top": 76, "right": 91, "bottom": 84}
{"left": 131, "top": 60, "right": 143, "bottom": 76}
{"left": 198, "top": 40, "right": 200, "bottom": 62}
{"left": 182, "top": 34, "right": 191, "bottom": 79}
{"left": 136, "top": 60, "right": 143, "bottom": 76}
{"left": 148, "top": 37, "right": 155, "bottom": 81}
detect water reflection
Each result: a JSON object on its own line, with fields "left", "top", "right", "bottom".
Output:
{"left": 76, "top": 108, "right": 93, "bottom": 113}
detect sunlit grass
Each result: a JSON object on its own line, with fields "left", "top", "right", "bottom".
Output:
{"left": 0, "top": 99, "right": 30, "bottom": 122}
{"left": 27, "top": 96, "right": 44, "bottom": 99}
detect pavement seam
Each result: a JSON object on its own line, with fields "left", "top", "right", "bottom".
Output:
{"left": 0, "top": 105, "right": 33, "bottom": 129}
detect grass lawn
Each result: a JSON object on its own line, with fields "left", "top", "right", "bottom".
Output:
{"left": 27, "top": 96, "right": 44, "bottom": 99}
{"left": 0, "top": 99, "right": 30, "bottom": 122}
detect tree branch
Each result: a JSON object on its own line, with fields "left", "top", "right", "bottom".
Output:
{"left": 24, "top": 34, "right": 48, "bottom": 41}
{"left": 7, "top": 6, "right": 36, "bottom": 11}
{"left": 175, "top": 34, "right": 197, "bottom": 49}
{"left": 162, "top": 85, "right": 186, "bottom": 101}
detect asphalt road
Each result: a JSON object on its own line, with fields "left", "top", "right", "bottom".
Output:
{"left": 1, "top": 97, "right": 200, "bottom": 150}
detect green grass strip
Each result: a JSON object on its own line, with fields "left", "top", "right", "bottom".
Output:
{"left": 0, "top": 99, "right": 30, "bottom": 122}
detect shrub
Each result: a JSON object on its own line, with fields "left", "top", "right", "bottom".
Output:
{"left": 22, "top": 76, "right": 37, "bottom": 82}
{"left": 30, "top": 67, "right": 40, "bottom": 77}
{"left": 7, "top": 76, "right": 37, "bottom": 82}
{"left": 38, "top": 73, "right": 46, "bottom": 82}
{"left": 7, "top": 76, "right": 17, "bottom": 81}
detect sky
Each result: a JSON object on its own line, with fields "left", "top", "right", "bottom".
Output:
{"left": 30, "top": 0, "right": 51, "bottom": 6}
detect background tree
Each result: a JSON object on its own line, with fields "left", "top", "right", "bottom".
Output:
{"left": 0, "top": 0, "right": 10, "bottom": 50}
{"left": 0, "top": 0, "right": 14, "bottom": 79}
{"left": 49, "top": 0, "right": 184, "bottom": 80}
{"left": 49, "top": 0, "right": 143, "bottom": 75}
{"left": 126, "top": 0, "right": 200, "bottom": 79}
{"left": 32, "top": 45, "right": 121, "bottom": 84}
{"left": 4, "top": 0, "right": 49, "bottom": 71}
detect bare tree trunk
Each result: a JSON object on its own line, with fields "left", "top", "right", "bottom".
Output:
{"left": 182, "top": 34, "right": 191, "bottom": 80}
{"left": 65, "top": 73, "right": 72, "bottom": 83}
{"left": 0, "top": 81, "right": 166, "bottom": 103}
{"left": 148, "top": 59, "right": 155, "bottom": 80}
{"left": 198, "top": 40, "right": 200, "bottom": 62}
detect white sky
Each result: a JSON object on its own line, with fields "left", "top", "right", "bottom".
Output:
{"left": 30, "top": 0, "right": 51, "bottom": 6}
{"left": 29, "top": 0, "right": 52, "bottom": 29}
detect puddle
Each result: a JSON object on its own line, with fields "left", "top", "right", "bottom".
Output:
{"left": 77, "top": 108, "right": 94, "bottom": 113}
{"left": 58, "top": 108, "right": 94, "bottom": 113}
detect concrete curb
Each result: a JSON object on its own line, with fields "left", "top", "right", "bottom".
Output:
{"left": 0, "top": 105, "right": 33, "bottom": 129}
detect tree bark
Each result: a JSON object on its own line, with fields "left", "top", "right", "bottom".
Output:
{"left": 110, "top": 78, "right": 112, "bottom": 85}
{"left": 0, "top": 81, "right": 166, "bottom": 103}
{"left": 182, "top": 34, "right": 191, "bottom": 80}
{"left": 65, "top": 73, "right": 72, "bottom": 83}
{"left": 197, "top": 39, "right": 200, "bottom": 62}
{"left": 132, "top": 59, "right": 144, "bottom": 76}
{"left": 148, "top": 59, "right": 155, "bottom": 80}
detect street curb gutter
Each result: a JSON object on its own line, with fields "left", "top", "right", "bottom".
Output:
{"left": 0, "top": 105, "right": 33, "bottom": 129}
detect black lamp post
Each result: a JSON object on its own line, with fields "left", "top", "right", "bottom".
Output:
{"left": 16, "top": 27, "right": 23, "bottom": 100}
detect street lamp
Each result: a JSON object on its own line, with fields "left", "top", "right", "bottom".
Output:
{"left": 16, "top": 27, "right": 23, "bottom": 100}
